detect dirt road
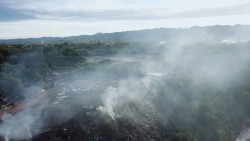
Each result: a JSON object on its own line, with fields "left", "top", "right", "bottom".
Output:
{"left": 0, "top": 88, "right": 55, "bottom": 120}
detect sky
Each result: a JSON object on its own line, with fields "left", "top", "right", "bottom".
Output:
{"left": 0, "top": 0, "right": 250, "bottom": 39}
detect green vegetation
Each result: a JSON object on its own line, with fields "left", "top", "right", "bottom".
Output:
{"left": 0, "top": 41, "right": 153, "bottom": 103}
{"left": 1, "top": 41, "right": 250, "bottom": 140}
{"left": 0, "top": 43, "right": 87, "bottom": 102}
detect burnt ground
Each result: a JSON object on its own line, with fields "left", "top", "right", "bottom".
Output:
{"left": 2, "top": 102, "right": 167, "bottom": 141}
{"left": 0, "top": 78, "right": 169, "bottom": 141}
{"left": 0, "top": 57, "right": 179, "bottom": 141}
{"left": 32, "top": 106, "right": 166, "bottom": 141}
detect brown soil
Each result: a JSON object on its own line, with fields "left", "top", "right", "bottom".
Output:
{"left": 0, "top": 88, "right": 55, "bottom": 120}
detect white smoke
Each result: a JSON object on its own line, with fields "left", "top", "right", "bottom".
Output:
{"left": 97, "top": 78, "right": 148, "bottom": 120}
{"left": 97, "top": 86, "right": 117, "bottom": 120}
{"left": 0, "top": 104, "right": 45, "bottom": 141}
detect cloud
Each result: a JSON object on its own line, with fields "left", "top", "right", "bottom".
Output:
{"left": 34, "top": 3, "right": 250, "bottom": 21}
{"left": 33, "top": 8, "right": 170, "bottom": 21}
{"left": 0, "top": 0, "right": 250, "bottom": 22}
{"left": 0, "top": 5, "right": 36, "bottom": 22}
{"left": 167, "top": 3, "right": 250, "bottom": 19}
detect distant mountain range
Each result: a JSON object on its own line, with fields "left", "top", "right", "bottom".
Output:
{"left": 1, "top": 25, "right": 250, "bottom": 44}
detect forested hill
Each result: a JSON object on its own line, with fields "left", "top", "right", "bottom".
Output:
{"left": 1, "top": 25, "right": 250, "bottom": 43}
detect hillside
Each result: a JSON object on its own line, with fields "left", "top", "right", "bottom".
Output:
{"left": 1, "top": 25, "right": 250, "bottom": 43}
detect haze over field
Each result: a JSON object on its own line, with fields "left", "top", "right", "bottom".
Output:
{"left": 1, "top": 1, "right": 250, "bottom": 141}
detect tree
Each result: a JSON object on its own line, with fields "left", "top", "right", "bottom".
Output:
{"left": 0, "top": 73, "right": 23, "bottom": 100}
{"left": 32, "top": 63, "right": 51, "bottom": 78}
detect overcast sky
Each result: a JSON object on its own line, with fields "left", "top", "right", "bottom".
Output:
{"left": 0, "top": 0, "right": 250, "bottom": 39}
